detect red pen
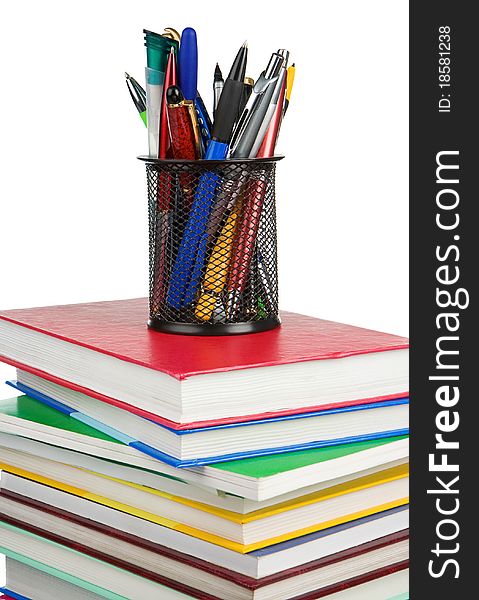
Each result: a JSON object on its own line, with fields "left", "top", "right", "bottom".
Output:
{"left": 166, "top": 85, "right": 199, "bottom": 215}
{"left": 257, "top": 68, "right": 287, "bottom": 158}
{"left": 159, "top": 48, "right": 177, "bottom": 159}
{"left": 226, "top": 70, "right": 287, "bottom": 319}
{"left": 166, "top": 86, "right": 199, "bottom": 161}
{"left": 153, "top": 49, "right": 177, "bottom": 312}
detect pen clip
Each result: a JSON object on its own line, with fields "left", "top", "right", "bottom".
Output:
{"left": 229, "top": 72, "right": 281, "bottom": 155}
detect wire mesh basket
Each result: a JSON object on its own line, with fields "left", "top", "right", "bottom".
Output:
{"left": 140, "top": 156, "right": 282, "bottom": 335}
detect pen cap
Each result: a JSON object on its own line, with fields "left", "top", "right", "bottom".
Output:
{"left": 277, "top": 49, "right": 290, "bottom": 66}
{"left": 166, "top": 93, "right": 199, "bottom": 162}
{"left": 144, "top": 30, "right": 178, "bottom": 71}
{"left": 139, "top": 155, "right": 283, "bottom": 335}
{"left": 238, "top": 77, "right": 254, "bottom": 114}
{"left": 178, "top": 27, "right": 198, "bottom": 101}
{"left": 265, "top": 53, "right": 284, "bottom": 78}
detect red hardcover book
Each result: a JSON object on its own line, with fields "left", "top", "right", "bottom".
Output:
{"left": 0, "top": 489, "right": 409, "bottom": 590}
{"left": 293, "top": 562, "right": 409, "bottom": 600}
{"left": 0, "top": 298, "right": 409, "bottom": 429}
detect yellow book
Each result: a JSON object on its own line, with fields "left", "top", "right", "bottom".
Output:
{"left": 81, "top": 463, "right": 409, "bottom": 523}
{"left": 0, "top": 461, "right": 408, "bottom": 553}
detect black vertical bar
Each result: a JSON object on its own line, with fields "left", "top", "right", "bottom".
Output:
{"left": 410, "top": 2, "right": 475, "bottom": 597}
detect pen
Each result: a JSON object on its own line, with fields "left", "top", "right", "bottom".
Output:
{"left": 181, "top": 41, "right": 249, "bottom": 304}
{"left": 195, "top": 201, "right": 242, "bottom": 321}
{"left": 166, "top": 85, "right": 199, "bottom": 214}
{"left": 165, "top": 86, "right": 199, "bottom": 160}
{"left": 229, "top": 51, "right": 284, "bottom": 158}
{"left": 205, "top": 170, "right": 248, "bottom": 242}
{"left": 125, "top": 72, "right": 146, "bottom": 105}
{"left": 153, "top": 82, "right": 193, "bottom": 312}
{"left": 225, "top": 69, "right": 287, "bottom": 318}
{"left": 256, "top": 249, "right": 275, "bottom": 314}
{"left": 179, "top": 27, "right": 198, "bottom": 101}
{"left": 208, "top": 41, "right": 248, "bottom": 159}
{"left": 178, "top": 28, "right": 211, "bottom": 147}
{"left": 213, "top": 63, "right": 224, "bottom": 118}
{"left": 157, "top": 50, "right": 178, "bottom": 301}
{"left": 225, "top": 177, "right": 267, "bottom": 319}
{"left": 166, "top": 41, "right": 248, "bottom": 309}
{"left": 239, "top": 76, "right": 254, "bottom": 114}
{"left": 152, "top": 172, "right": 176, "bottom": 312}
{"left": 257, "top": 66, "right": 287, "bottom": 157}
{"left": 159, "top": 48, "right": 177, "bottom": 158}
{"left": 125, "top": 73, "right": 147, "bottom": 126}
{"left": 178, "top": 27, "right": 203, "bottom": 157}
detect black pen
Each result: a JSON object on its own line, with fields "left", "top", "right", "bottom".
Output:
{"left": 209, "top": 42, "right": 248, "bottom": 157}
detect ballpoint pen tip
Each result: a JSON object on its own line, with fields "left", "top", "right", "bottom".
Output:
{"left": 125, "top": 72, "right": 130, "bottom": 79}
{"left": 291, "top": 63, "right": 295, "bottom": 67}
{"left": 214, "top": 63, "right": 223, "bottom": 80}
{"left": 242, "top": 41, "right": 248, "bottom": 48}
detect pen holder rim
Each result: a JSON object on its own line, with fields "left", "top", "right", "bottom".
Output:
{"left": 148, "top": 316, "right": 281, "bottom": 336}
{"left": 137, "top": 155, "right": 284, "bottom": 166}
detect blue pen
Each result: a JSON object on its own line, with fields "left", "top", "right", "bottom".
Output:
{"left": 195, "top": 94, "right": 212, "bottom": 148}
{"left": 178, "top": 27, "right": 198, "bottom": 101}
{"left": 166, "top": 142, "right": 226, "bottom": 309}
{"left": 178, "top": 27, "right": 205, "bottom": 156}
{"left": 178, "top": 27, "right": 211, "bottom": 148}
{"left": 167, "top": 42, "right": 248, "bottom": 309}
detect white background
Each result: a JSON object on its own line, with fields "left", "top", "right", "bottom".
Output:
{"left": 0, "top": 0, "right": 408, "bottom": 585}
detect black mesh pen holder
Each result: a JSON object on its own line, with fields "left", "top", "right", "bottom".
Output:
{"left": 139, "top": 156, "right": 283, "bottom": 335}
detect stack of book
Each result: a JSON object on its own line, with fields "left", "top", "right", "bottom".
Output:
{"left": 0, "top": 298, "right": 409, "bottom": 599}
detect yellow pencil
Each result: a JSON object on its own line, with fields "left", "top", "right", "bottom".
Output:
{"left": 285, "top": 63, "right": 296, "bottom": 113}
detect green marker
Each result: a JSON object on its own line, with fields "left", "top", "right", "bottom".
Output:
{"left": 125, "top": 73, "right": 147, "bottom": 127}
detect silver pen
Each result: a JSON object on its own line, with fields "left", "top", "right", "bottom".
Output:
{"left": 229, "top": 52, "right": 284, "bottom": 158}
{"left": 277, "top": 48, "right": 290, "bottom": 66}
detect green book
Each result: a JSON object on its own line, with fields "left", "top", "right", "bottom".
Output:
{"left": 0, "top": 394, "right": 408, "bottom": 501}
{"left": 1, "top": 394, "right": 118, "bottom": 442}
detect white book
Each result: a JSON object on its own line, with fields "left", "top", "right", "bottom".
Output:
{"left": 0, "top": 397, "right": 410, "bottom": 502}
{"left": 0, "top": 432, "right": 407, "bottom": 514}
{"left": 0, "top": 524, "right": 408, "bottom": 600}
{"left": 0, "top": 471, "right": 409, "bottom": 579}
{"left": 0, "top": 446, "right": 408, "bottom": 549}
{"left": 12, "top": 369, "right": 409, "bottom": 464}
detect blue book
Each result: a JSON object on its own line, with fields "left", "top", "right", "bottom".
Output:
{"left": 8, "top": 374, "right": 408, "bottom": 468}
